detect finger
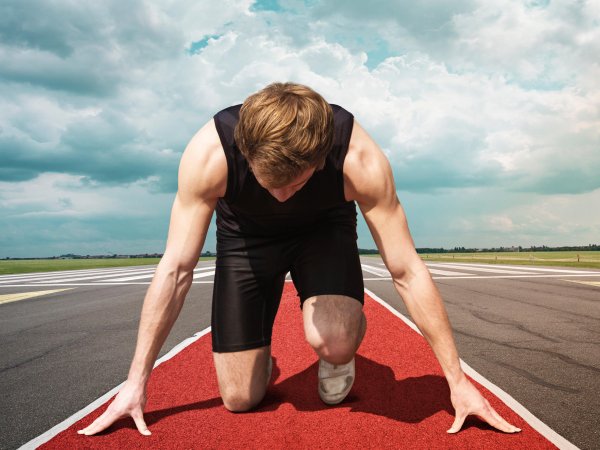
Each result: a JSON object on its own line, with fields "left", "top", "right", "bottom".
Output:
{"left": 477, "top": 405, "right": 521, "bottom": 433}
{"left": 488, "top": 406, "right": 521, "bottom": 433}
{"left": 131, "top": 410, "right": 152, "bottom": 436}
{"left": 77, "top": 410, "right": 120, "bottom": 436}
{"left": 77, "top": 412, "right": 107, "bottom": 435}
{"left": 447, "top": 411, "right": 468, "bottom": 434}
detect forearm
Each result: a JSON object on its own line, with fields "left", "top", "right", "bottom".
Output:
{"left": 393, "top": 264, "right": 466, "bottom": 388}
{"left": 127, "top": 260, "right": 193, "bottom": 386}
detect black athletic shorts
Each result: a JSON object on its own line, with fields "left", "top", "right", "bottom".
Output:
{"left": 211, "top": 222, "right": 365, "bottom": 353}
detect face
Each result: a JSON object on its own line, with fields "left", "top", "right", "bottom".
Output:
{"left": 253, "top": 166, "right": 316, "bottom": 202}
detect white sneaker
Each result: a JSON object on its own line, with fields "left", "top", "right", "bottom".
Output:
{"left": 318, "top": 357, "right": 355, "bottom": 405}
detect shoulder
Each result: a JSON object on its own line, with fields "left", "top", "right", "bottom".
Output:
{"left": 343, "top": 119, "right": 397, "bottom": 208}
{"left": 178, "top": 118, "right": 228, "bottom": 201}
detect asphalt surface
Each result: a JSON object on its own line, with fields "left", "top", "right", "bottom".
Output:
{"left": 1, "top": 258, "right": 599, "bottom": 450}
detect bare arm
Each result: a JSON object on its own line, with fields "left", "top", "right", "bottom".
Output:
{"left": 127, "top": 157, "right": 219, "bottom": 384}
{"left": 346, "top": 120, "right": 520, "bottom": 434}
{"left": 79, "top": 119, "right": 226, "bottom": 436}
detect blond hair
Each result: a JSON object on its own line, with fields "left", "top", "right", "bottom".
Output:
{"left": 233, "top": 81, "right": 334, "bottom": 188}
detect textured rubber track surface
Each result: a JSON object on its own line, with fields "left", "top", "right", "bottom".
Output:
{"left": 41, "top": 284, "right": 556, "bottom": 449}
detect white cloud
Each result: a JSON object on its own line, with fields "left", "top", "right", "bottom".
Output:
{"left": 1, "top": 0, "right": 599, "bottom": 256}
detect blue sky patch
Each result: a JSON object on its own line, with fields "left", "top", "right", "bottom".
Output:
{"left": 250, "top": 0, "right": 284, "bottom": 13}
{"left": 188, "top": 34, "right": 223, "bottom": 54}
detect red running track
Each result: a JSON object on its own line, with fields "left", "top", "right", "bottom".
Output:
{"left": 40, "top": 284, "right": 557, "bottom": 449}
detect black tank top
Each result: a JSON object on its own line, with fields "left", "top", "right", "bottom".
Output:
{"left": 213, "top": 103, "right": 357, "bottom": 239}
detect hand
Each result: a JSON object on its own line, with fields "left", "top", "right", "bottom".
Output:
{"left": 447, "top": 376, "right": 521, "bottom": 434}
{"left": 77, "top": 381, "right": 151, "bottom": 436}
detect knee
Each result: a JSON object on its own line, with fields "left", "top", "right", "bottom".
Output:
{"left": 305, "top": 328, "right": 358, "bottom": 365}
{"left": 221, "top": 389, "right": 265, "bottom": 413}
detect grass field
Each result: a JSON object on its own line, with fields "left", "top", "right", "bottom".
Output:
{"left": 365, "top": 251, "right": 600, "bottom": 269}
{"left": 0, "top": 257, "right": 216, "bottom": 275}
{"left": 1, "top": 252, "right": 599, "bottom": 275}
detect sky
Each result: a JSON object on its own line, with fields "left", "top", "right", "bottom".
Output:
{"left": 1, "top": 0, "right": 599, "bottom": 258}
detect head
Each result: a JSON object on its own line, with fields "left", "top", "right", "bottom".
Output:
{"left": 233, "top": 81, "right": 334, "bottom": 201}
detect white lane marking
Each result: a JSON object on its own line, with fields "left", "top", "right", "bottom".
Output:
{"left": 34, "top": 268, "right": 158, "bottom": 284}
{"left": 427, "top": 263, "right": 540, "bottom": 275}
{"left": 0, "top": 266, "right": 157, "bottom": 281}
{"left": 435, "top": 262, "right": 600, "bottom": 275}
{"left": 0, "top": 267, "right": 155, "bottom": 284}
{"left": 107, "top": 267, "right": 216, "bottom": 282}
{"left": 361, "top": 264, "right": 390, "bottom": 277}
{"left": 105, "top": 273, "right": 156, "bottom": 282}
{"left": 192, "top": 269, "right": 216, "bottom": 280}
{"left": 0, "top": 264, "right": 216, "bottom": 282}
{"left": 363, "top": 287, "right": 578, "bottom": 450}
{"left": 2, "top": 272, "right": 599, "bottom": 288}
{"left": 18, "top": 326, "right": 213, "bottom": 450}
{"left": 427, "top": 268, "right": 472, "bottom": 276}
{"left": 361, "top": 273, "right": 600, "bottom": 282}
{"left": 0, "top": 281, "right": 217, "bottom": 287}
{"left": 33, "top": 266, "right": 215, "bottom": 284}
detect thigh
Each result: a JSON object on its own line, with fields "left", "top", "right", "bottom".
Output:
{"left": 211, "top": 234, "right": 287, "bottom": 353}
{"left": 289, "top": 223, "right": 365, "bottom": 310}
{"left": 301, "top": 293, "right": 364, "bottom": 347}
{"left": 212, "top": 345, "right": 271, "bottom": 405}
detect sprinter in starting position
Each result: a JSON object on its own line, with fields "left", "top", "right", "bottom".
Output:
{"left": 78, "top": 82, "right": 520, "bottom": 436}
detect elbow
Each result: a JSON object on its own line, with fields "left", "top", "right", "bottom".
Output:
{"left": 389, "top": 258, "right": 429, "bottom": 287}
{"left": 157, "top": 259, "right": 195, "bottom": 286}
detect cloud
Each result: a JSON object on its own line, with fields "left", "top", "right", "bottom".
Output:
{"left": 395, "top": 186, "right": 600, "bottom": 249}
{"left": 1, "top": 0, "right": 599, "bottom": 256}
{"left": 0, "top": 173, "right": 177, "bottom": 257}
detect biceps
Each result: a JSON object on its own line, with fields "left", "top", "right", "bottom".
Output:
{"left": 162, "top": 193, "right": 216, "bottom": 272}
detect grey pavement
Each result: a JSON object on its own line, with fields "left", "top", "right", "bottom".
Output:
{"left": 1, "top": 258, "right": 599, "bottom": 449}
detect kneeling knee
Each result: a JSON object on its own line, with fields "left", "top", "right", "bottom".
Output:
{"left": 306, "top": 334, "right": 357, "bottom": 364}
{"left": 222, "top": 396, "right": 255, "bottom": 413}
{"left": 222, "top": 390, "right": 265, "bottom": 413}
{"left": 318, "top": 346, "right": 356, "bottom": 365}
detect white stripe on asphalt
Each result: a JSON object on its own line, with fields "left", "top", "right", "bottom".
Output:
{"left": 435, "top": 262, "right": 600, "bottom": 275}
{"left": 360, "top": 264, "right": 390, "bottom": 277}
{"left": 0, "top": 281, "right": 218, "bottom": 287}
{"left": 0, "top": 264, "right": 217, "bottom": 283}
{"left": 362, "top": 273, "right": 600, "bottom": 282}
{"left": 0, "top": 266, "right": 148, "bottom": 280}
{"left": 363, "top": 287, "right": 578, "bottom": 450}
{"left": 426, "top": 263, "right": 538, "bottom": 275}
{"left": 427, "top": 268, "right": 472, "bottom": 276}
{"left": 107, "top": 267, "right": 215, "bottom": 282}
{"left": 33, "top": 268, "right": 158, "bottom": 283}
{"left": 33, "top": 267, "right": 217, "bottom": 285}
{"left": 2, "top": 272, "right": 599, "bottom": 288}
{"left": 0, "top": 266, "right": 155, "bottom": 283}
{"left": 192, "top": 271, "right": 216, "bottom": 280}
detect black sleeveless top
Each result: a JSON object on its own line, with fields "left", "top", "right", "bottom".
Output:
{"left": 213, "top": 103, "right": 358, "bottom": 239}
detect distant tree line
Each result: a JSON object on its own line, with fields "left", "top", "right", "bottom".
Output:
{"left": 358, "top": 248, "right": 380, "bottom": 255}
{"left": 415, "top": 244, "right": 600, "bottom": 254}
{"left": 3, "top": 244, "right": 599, "bottom": 260}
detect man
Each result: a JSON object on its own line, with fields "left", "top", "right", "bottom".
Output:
{"left": 78, "top": 82, "right": 520, "bottom": 437}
